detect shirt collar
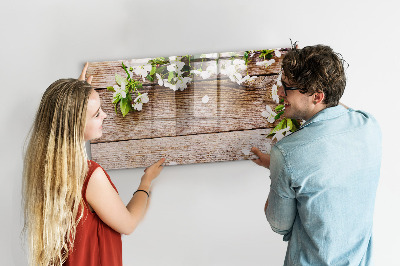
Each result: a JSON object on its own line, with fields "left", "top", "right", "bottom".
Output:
{"left": 300, "top": 105, "right": 349, "bottom": 129}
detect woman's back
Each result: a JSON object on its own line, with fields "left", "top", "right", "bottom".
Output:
{"left": 64, "top": 160, "right": 122, "bottom": 266}
{"left": 23, "top": 67, "right": 164, "bottom": 265}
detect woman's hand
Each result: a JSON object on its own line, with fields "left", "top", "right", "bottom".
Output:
{"left": 141, "top": 158, "right": 165, "bottom": 186}
{"left": 78, "top": 62, "right": 93, "bottom": 84}
{"left": 251, "top": 147, "right": 271, "bottom": 169}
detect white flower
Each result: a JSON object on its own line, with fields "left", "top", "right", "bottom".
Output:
{"left": 133, "top": 102, "right": 143, "bottom": 111}
{"left": 206, "top": 64, "right": 218, "bottom": 75}
{"left": 200, "top": 70, "right": 212, "bottom": 79}
{"left": 167, "top": 57, "right": 185, "bottom": 76}
{"left": 167, "top": 64, "right": 175, "bottom": 72}
{"left": 191, "top": 64, "right": 217, "bottom": 80}
{"left": 175, "top": 76, "right": 192, "bottom": 91}
{"left": 271, "top": 84, "right": 280, "bottom": 103}
{"left": 233, "top": 59, "right": 245, "bottom": 65}
{"left": 200, "top": 53, "right": 218, "bottom": 59}
{"left": 112, "top": 81, "right": 127, "bottom": 99}
{"left": 275, "top": 49, "right": 282, "bottom": 58}
{"left": 134, "top": 93, "right": 149, "bottom": 104}
{"left": 272, "top": 126, "right": 292, "bottom": 141}
{"left": 240, "top": 75, "right": 257, "bottom": 84}
{"left": 277, "top": 72, "right": 282, "bottom": 87}
{"left": 191, "top": 68, "right": 212, "bottom": 79}
{"left": 191, "top": 69, "right": 201, "bottom": 75}
{"left": 232, "top": 59, "right": 247, "bottom": 70}
{"left": 156, "top": 73, "right": 163, "bottom": 86}
{"left": 141, "top": 93, "right": 149, "bottom": 103}
{"left": 163, "top": 80, "right": 177, "bottom": 91}
{"left": 256, "top": 59, "right": 276, "bottom": 68}
{"left": 202, "top": 95, "right": 209, "bottom": 103}
{"left": 241, "top": 75, "right": 251, "bottom": 83}
{"left": 261, "top": 105, "right": 277, "bottom": 123}
{"left": 220, "top": 60, "right": 248, "bottom": 85}
{"left": 133, "top": 64, "right": 152, "bottom": 81}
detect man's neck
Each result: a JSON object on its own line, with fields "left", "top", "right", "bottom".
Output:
{"left": 304, "top": 104, "right": 327, "bottom": 121}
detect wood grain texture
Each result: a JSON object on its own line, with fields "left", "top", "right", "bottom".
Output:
{"left": 86, "top": 49, "right": 287, "bottom": 90}
{"left": 91, "top": 129, "right": 274, "bottom": 170}
{"left": 91, "top": 75, "right": 281, "bottom": 143}
{"left": 88, "top": 48, "right": 288, "bottom": 169}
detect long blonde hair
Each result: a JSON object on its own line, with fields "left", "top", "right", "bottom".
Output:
{"left": 23, "top": 79, "right": 93, "bottom": 265}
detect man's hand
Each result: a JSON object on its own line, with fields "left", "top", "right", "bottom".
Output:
{"left": 251, "top": 147, "right": 271, "bottom": 169}
{"left": 78, "top": 62, "right": 93, "bottom": 84}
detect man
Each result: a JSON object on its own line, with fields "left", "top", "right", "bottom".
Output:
{"left": 252, "top": 45, "right": 381, "bottom": 265}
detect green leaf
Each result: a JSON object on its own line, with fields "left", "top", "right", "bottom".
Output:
{"left": 156, "top": 66, "right": 167, "bottom": 74}
{"left": 290, "top": 119, "right": 301, "bottom": 132}
{"left": 277, "top": 119, "right": 286, "bottom": 129}
{"left": 150, "top": 65, "right": 156, "bottom": 76}
{"left": 268, "top": 119, "right": 286, "bottom": 137}
{"left": 114, "top": 104, "right": 118, "bottom": 114}
{"left": 283, "top": 118, "right": 287, "bottom": 129}
{"left": 280, "top": 98, "right": 284, "bottom": 104}
{"left": 258, "top": 49, "right": 274, "bottom": 60}
{"left": 275, "top": 104, "right": 285, "bottom": 111}
{"left": 112, "top": 95, "right": 121, "bottom": 104}
{"left": 151, "top": 57, "right": 168, "bottom": 65}
{"left": 121, "top": 62, "right": 130, "bottom": 79}
{"left": 244, "top": 51, "right": 249, "bottom": 64}
{"left": 115, "top": 74, "right": 125, "bottom": 86}
{"left": 274, "top": 110, "right": 284, "bottom": 120}
{"left": 168, "top": 71, "right": 175, "bottom": 82}
{"left": 146, "top": 74, "right": 154, "bottom": 82}
{"left": 120, "top": 98, "right": 130, "bottom": 117}
{"left": 107, "top": 86, "right": 115, "bottom": 92}
{"left": 292, "top": 119, "right": 300, "bottom": 129}
{"left": 127, "top": 92, "right": 133, "bottom": 102}
{"left": 287, "top": 118, "right": 293, "bottom": 130}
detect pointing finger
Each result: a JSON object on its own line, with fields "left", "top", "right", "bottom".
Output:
{"left": 87, "top": 75, "right": 93, "bottom": 84}
{"left": 157, "top": 158, "right": 165, "bottom": 166}
{"left": 79, "top": 62, "right": 89, "bottom": 81}
{"left": 251, "top": 147, "right": 262, "bottom": 157}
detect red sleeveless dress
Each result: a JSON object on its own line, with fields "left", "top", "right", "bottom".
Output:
{"left": 64, "top": 160, "right": 122, "bottom": 266}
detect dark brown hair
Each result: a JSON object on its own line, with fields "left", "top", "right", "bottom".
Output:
{"left": 282, "top": 44, "right": 347, "bottom": 107}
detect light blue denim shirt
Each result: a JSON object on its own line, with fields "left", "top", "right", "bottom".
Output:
{"left": 266, "top": 105, "right": 382, "bottom": 266}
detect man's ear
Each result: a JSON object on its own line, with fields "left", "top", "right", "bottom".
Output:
{"left": 313, "top": 92, "right": 325, "bottom": 104}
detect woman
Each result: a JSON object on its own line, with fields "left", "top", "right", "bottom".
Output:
{"left": 22, "top": 64, "right": 164, "bottom": 265}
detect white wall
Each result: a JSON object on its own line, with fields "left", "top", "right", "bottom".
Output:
{"left": 1, "top": 0, "right": 399, "bottom": 265}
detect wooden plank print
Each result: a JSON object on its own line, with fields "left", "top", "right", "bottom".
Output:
{"left": 88, "top": 48, "right": 287, "bottom": 169}
{"left": 91, "top": 129, "right": 274, "bottom": 170}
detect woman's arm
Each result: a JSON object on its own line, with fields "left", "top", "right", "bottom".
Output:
{"left": 86, "top": 158, "right": 165, "bottom": 235}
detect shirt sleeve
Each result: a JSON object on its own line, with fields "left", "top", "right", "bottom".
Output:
{"left": 266, "top": 145, "right": 297, "bottom": 241}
